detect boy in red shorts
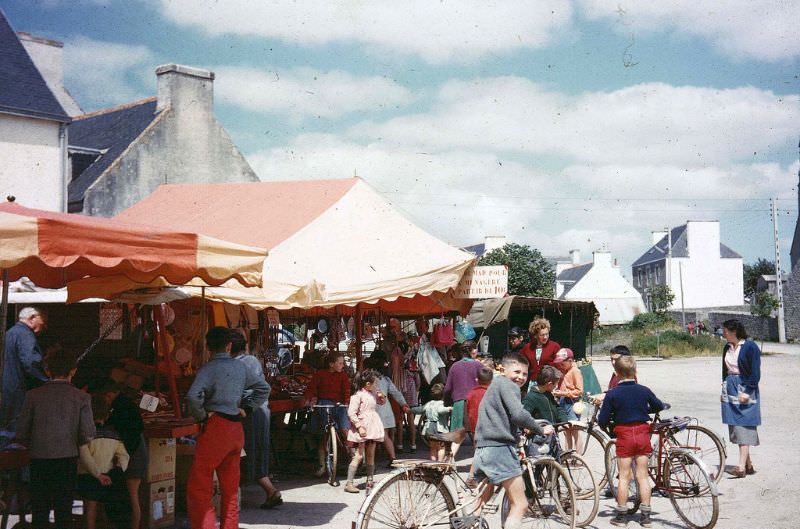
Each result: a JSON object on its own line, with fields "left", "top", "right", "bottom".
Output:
{"left": 598, "top": 356, "right": 664, "bottom": 528}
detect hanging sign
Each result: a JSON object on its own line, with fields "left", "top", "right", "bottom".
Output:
{"left": 455, "top": 265, "right": 508, "bottom": 299}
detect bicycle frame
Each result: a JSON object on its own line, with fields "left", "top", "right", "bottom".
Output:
{"left": 648, "top": 416, "right": 719, "bottom": 497}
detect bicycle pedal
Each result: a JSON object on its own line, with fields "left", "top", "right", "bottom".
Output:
{"left": 450, "top": 515, "right": 489, "bottom": 529}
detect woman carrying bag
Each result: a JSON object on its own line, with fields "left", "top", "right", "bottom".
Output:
{"left": 720, "top": 319, "right": 761, "bottom": 479}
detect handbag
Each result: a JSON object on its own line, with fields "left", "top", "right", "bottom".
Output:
{"left": 454, "top": 320, "right": 476, "bottom": 343}
{"left": 431, "top": 320, "right": 455, "bottom": 347}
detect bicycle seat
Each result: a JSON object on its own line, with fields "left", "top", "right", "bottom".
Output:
{"left": 652, "top": 416, "right": 692, "bottom": 432}
{"left": 428, "top": 427, "right": 467, "bottom": 444}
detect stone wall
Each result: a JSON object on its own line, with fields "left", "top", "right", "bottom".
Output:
{"left": 785, "top": 262, "right": 800, "bottom": 341}
{"left": 82, "top": 65, "right": 258, "bottom": 217}
{"left": 667, "top": 309, "right": 778, "bottom": 341}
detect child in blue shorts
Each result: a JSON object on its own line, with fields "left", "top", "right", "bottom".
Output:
{"left": 598, "top": 355, "right": 665, "bottom": 528}
{"left": 473, "top": 353, "right": 553, "bottom": 529}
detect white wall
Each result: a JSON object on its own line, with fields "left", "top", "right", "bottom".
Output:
{"left": 563, "top": 251, "right": 647, "bottom": 324}
{"left": 669, "top": 256, "right": 743, "bottom": 308}
{"left": 0, "top": 115, "right": 63, "bottom": 211}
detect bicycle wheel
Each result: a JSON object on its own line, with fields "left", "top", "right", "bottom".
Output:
{"left": 325, "top": 425, "right": 339, "bottom": 486}
{"left": 666, "top": 425, "right": 725, "bottom": 483}
{"left": 603, "top": 440, "right": 640, "bottom": 514}
{"left": 356, "top": 467, "right": 456, "bottom": 529}
{"left": 560, "top": 453, "right": 598, "bottom": 528}
{"left": 502, "top": 458, "right": 576, "bottom": 529}
{"left": 663, "top": 451, "right": 719, "bottom": 529}
{"left": 561, "top": 424, "right": 609, "bottom": 489}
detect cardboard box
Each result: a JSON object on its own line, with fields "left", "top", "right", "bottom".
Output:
{"left": 141, "top": 478, "right": 175, "bottom": 529}
{"left": 147, "top": 438, "right": 176, "bottom": 482}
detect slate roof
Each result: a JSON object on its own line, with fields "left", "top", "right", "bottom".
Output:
{"left": 68, "top": 98, "right": 161, "bottom": 210}
{"left": 556, "top": 262, "right": 592, "bottom": 296}
{"left": 0, "top": 10, "right": 69, "bottom": 122}
{"left": 462, "top": 242, "right": 486, "bottom": 257}
{"left": 632, "top": 224, "right": 741, "bottom": 267}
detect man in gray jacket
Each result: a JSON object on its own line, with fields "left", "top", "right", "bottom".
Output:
{"left": 186, "top": 326, "right": 269, "bottom": 529}
{"left": 474, "top": 352, "right": 554, "bottom": 529}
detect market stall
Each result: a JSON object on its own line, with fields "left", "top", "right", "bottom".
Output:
{"left": 0, "top": 201, "right": 267, "bottom": 527}
{"left": 62, "top": 178, "right": 477, "bottom": 464}
{"left": 467, "top": 295, "right": 599, "bottom": 359}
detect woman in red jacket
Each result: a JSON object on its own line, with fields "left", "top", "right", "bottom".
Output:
{"left": 520, "top": 318, "right": 560, "bottom": 389}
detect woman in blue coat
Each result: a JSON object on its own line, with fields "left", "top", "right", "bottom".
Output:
{"left": 720, "top": 319, "right": 761, "bottom": 478}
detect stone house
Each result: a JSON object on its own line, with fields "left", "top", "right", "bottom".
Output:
{"left": 785, "top": 169, "right": 800, "bottom": 341}
{"left": 556, "top": 249, "right": 646, "bottom": 325}
{"left": 0, "top": 11, "right": 76, "bottom": 212}
{"left": 632, "top": 221, "right": 743, "bottom": 310}
{"left": 68, "top": 64, "right": 258, "bottom": 216}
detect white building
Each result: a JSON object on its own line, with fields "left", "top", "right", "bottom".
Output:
{"left": 556, "top": 249, "right": 646, "bottom": 325}
{"left": 0, "top": 12, "right": 75, "bottom": 212}
{"left": 632, "top": 221, "right": 743, "bottom": 309}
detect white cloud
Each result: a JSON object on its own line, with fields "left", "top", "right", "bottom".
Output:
{"left": 63, "top": 36, "right": 154, "bottom": 109}
{"left": 157, "top": 0, "right": 573, "bottom": 63}
{"left": 350, "top": 78, "right": 799, "bottom": 166}
{"left": 578, "top": 0, "right": 800, "bottom": 62}
{"left": 247, "top": 133, "right": 797, "bottom": 270}
{"left": 214, "top": 66, "right": 414, "bottom": 120}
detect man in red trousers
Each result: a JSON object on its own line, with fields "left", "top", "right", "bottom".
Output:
{"left": 186, "top": 327, "right": 269, "bottom": 529}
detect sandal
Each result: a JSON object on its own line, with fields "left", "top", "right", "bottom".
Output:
{"left": 260, "top": 491, "right": 283, "bottom": 509}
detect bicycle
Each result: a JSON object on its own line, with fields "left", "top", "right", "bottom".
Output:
{"left": 353, "top": 429, "right": 577, "bottom": 529}
{"left": 575, "top": 392, "right": 725, "bottom": 488}
{"left": 604, "top": 407, "right": 720, "bottom": 529}
{"left": 560, "top": 395, "right": 611, "bottom": 490}
{"left": 538, "top": 422, "right": 599, "bottom": 528}
{"left": 310, "top": 403, "right": 348, "bottom": 486}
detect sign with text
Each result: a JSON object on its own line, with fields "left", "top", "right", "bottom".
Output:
{"left": 455, "top": 265, "right": 508, "bottom": 299}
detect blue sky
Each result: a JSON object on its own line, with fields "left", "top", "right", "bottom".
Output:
{"left": 6, "top": 0, "right": 799, "bottom": 275}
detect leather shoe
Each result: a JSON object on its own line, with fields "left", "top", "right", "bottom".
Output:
{"left": 728, "top": 467, "right": 746, "bottom": 478}
{"left": 746, "top": 464, "right": 756, "bottom": 475}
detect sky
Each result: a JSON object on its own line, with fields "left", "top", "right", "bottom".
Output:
{"left": 5, "top": 0, "right": 799, "bottom": 277}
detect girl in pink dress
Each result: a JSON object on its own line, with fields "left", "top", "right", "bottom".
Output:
{"left": 345, "top": 368, "right": 386, "bottom": 494}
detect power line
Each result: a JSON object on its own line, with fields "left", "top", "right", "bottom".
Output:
{"left": 377, "top": 189, "right": 798, "bottom": 202}
{"left": 387, "top": 200, "right": 797, "bottom": 213}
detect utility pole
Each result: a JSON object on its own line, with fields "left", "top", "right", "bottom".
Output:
{"left": 771, "top": 198, "right": 787, "bottom": 343}
{"left": 678, "top": 262, "right": 686, "bottom": 329}
{"left": 666, "top": 226, "right": 672, "bottom": 300}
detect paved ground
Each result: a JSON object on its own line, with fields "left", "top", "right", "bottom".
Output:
{"left": 236, "top": 348, "right": 799, "bottom": 529}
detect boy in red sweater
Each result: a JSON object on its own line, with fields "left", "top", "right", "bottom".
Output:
{"left": 464, "top": 367, "right": 493, "bottom": 485}
{"left": 305, "top": 353, "right": 351, "bottom": 477}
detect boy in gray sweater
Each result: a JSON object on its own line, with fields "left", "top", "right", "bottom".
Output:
{"left": 474, "top": 353, "right": 554, "bottom": 529}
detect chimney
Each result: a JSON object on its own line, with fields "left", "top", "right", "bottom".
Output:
{"left": 593, "top": 250, "right": 612, "bottom": 267}
{"left": 651, "top": 230, "right": 668, "bottom": 245}
{"left": 17, "top": 32, "right": 82, "bottom": 116}
{"left": 570, "top": 249, "right": 580, "bottom": 265}
{"left": 156, "top": 64, "right": 214, "bottom": 114}
{"left": 484, "top": 235, "right": 507, "bottom": 253}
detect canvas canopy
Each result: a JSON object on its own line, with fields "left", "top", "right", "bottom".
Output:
{"left": 0, "top": 202, "right": 266, "bottom": 289}
{"left": 68, "top": 178, "right": 475, "bottom": 314}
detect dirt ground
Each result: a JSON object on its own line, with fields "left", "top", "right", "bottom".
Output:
{"left": 236, "top": 347, "right": 799, "bottom": 529}
{"left": 9, "top": 347, "right": 794, "bottom": 528}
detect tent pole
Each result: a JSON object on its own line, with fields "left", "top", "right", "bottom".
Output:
{"left": 0, "top": 269, "right": 8, "bottom": 379}
{"left": 354, "top": 304, "right": 363, "bottom": 371}
{"left": 154, "top": 303, "right": 182, "bottom": 418}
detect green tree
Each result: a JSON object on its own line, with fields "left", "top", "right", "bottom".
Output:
{"left": 750, "top": 292, "right": 778, "bottom": 318}
{"left": 743, "top": 258, "right": 775, "bottom": 298}
{"left": 477, "top": 243, "right": 554, "bottom": 297}
{"left": 649, "top": 285, "right": 675, "bottom": 314}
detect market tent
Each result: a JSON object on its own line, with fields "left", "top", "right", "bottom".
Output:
{"left": 0, "top": 202, "right": 266, "bottom": 289}
{"left": 467, "top": 295, "right": 598, "bottom": 359}
{"left": 69, "top": 178, "right": 475, "bottom": 313}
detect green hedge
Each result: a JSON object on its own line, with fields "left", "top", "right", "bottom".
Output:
{"left": 632, "top": 330, "right": 721, "bottom": 358}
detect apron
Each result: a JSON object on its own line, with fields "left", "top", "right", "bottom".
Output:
{"left": 721, "top": 374, "right": 760, "bottom": 427}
